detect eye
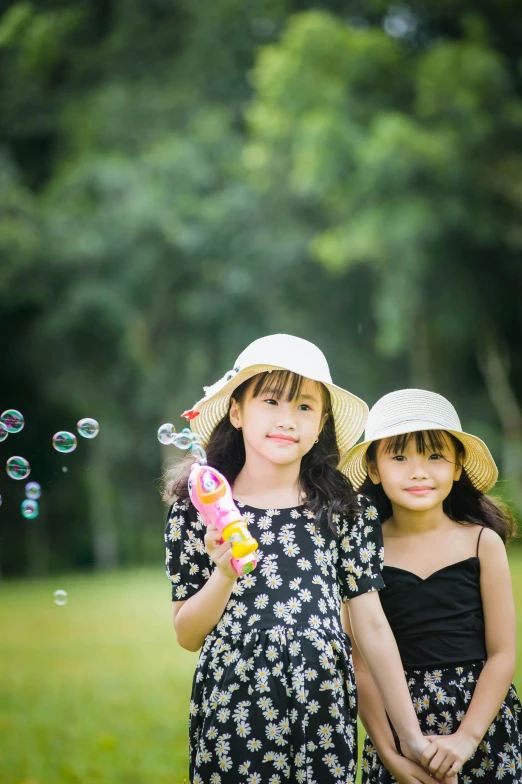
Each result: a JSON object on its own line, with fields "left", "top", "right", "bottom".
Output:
{"left": 429, "top": 453, "right": 444, "bottom": 460}
{"left": 392, "top": 455, "right": 406, "bottom": 461}
{"left": 297, "top": 404, "right": 311, "bottom": 411}
{"left": 263, "top": 398, "right": 278, "bottom": 406}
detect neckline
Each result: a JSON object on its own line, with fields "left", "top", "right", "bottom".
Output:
{"left": 233, "top": 500, "right": 308, "bottom": 512}
{"left": 383, "top": 556, "right": 479, "bottom": 583}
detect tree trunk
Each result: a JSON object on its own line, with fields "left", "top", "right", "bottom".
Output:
{"left": 477, "top": 330, "right": 522, "bottom": 516}
{"left": 86, "top": 437, "right": 119, "bottom": 570}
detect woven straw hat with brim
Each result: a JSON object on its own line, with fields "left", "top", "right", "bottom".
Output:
{"left": 184, "top": 334, "right": 369, "bottom": 467}
{"left": 340, "top": 388, "right": 498, "bottom": 494}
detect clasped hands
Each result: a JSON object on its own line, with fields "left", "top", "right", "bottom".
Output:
{"left": 396, "top": 729, "right": 477, "bottom": 783}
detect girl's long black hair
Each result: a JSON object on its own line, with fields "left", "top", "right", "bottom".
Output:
{"left": 359, "top": 430, "right": 517, "bottom": 542}
{"left": 162, "top": 370, "right": 358, "bottom": 531}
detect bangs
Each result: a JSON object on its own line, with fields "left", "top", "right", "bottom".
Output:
{"left": 250, "top": 370, "right": 329, "bottom": 410}
{"left": 382, "top": 429, "right": 463, "bottom": 457}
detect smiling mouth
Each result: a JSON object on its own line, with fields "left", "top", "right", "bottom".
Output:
{"left": 268, "top": 435, "right": 298, "bottom": 444}
{"left": 406, "top": 487, "right": 434, "bottom": 494}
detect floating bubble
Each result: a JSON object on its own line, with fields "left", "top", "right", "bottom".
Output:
{"left": 77, "top": 418, "right": 100, "bottom": 439}
{"left": 62, "top": 466, "right": 68, "bottom": 473}
{"left": 21, "top": 498, "right": 39, "bottom": 519}
{"left": 25, "top": 481, "right": 41, "bottom": 500}
{"left": 173, "top": 432, "right": 192, "bottom": 450}
{"left": 53, "top": 431, "right": 77, "bottom": 453}
{"left": 0, "top": 494, "right": 2, "bottom": 506}
{"left": 0, "top": 423, "right": 8, "bottom": 442}
{"left": 53, "top": 589, "right": 68, "bottom": 606}
{"left": 157, "top": 423, "right": 176, "bottom": 445}
{"left": 190, "top": 444, "right": 207, "bottom": 465}
{"left": 1, "top": 409, "right": 24, "bottom": 434}
{"left": 6, "top": 456, "right": 30, "bottom": 480}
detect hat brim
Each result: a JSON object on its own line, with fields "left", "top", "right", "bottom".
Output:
{"left": 340, "top": 420, "right": 498, "bottom": 493}
{"left": 190, "top": 364, "right": 369, "bottom": 462}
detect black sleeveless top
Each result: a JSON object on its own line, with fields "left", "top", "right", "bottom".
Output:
{"left": 380, "top": 528, "right": 487, "bottom": 669}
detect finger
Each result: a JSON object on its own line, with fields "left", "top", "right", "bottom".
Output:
{"left": 204, "top": 530, "right": 224, "bottom": 549}
{"left": 436, "top": 755, "right": 456, "bottom": 779}
{"left": 420, "top": 742, "right": 439, "bottom": 767}
{"left": 206, "top": 523, "right": 218, "bottom": 533}
{"left": 446, "top": 761, "right": 461, "bottom": 778}
{"left": 428, "top": 750, "right": 447, "bottom": 775}
{"left": 213, "top": 541, "right": 233, "bottom": 563}
{"left": 415, "top": 765, "right": 440, "bottom": 784}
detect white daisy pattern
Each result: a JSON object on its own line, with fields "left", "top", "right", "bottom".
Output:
{"left": 165, "top": 495, "right": 385, "bottom": 781}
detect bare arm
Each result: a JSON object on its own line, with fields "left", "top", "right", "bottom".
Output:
{"left": 422, "top": 529, "right": 516, "bottom": 779}
{"left": 341, "top": 603, "right": 398, "bottom": 764}
{"left": 342, "top": 604, "right": 444, "bottom": 784}
{"left": 172, "top": 524, "right": 237, "bottom": 652}
{"left": 347, "top": 590, "right": 429, "bottom": 763}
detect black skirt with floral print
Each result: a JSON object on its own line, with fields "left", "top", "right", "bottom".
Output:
{"left": 362, "top": 661, "right": 522, "bottom": 783}
{"left": 165, "top": 495, "right": 384, "bottom": 784}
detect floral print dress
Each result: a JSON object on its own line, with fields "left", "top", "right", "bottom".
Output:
{"left": 165, "top": 495, "right": 384, "bottom": 784}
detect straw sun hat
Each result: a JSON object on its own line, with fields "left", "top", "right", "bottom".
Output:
{"left": 182, "top": 334, "right": 368, "bottom": 462}
{"left": 340, "top": 389, "right": 498, "bottom": 494}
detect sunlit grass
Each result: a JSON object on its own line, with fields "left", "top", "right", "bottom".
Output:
{"left": 1, "top": 550, "right": 522, "bottom": 784}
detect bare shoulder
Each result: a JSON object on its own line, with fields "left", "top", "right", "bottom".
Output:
{"left": 477, "top": 526, "right": 508, "bottom": 567}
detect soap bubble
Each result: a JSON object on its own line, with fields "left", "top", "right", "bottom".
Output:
{"left": 53, "top": 431, "right": 77, "bottom": 453}
{"left": 0, "top": 494, "right": 2, "bottom": 506}
{"left": 77, "top": 418, "right": 100, "bottom": 439}
{"left": 6, "top": 456, "right": 30, "bottom": 480}
{"left": 173, "top": 432, "right": 192, "bottom": 450}
{"left": 53, "top": 589, "right": 68, "bottom": 606}
{"left": 21, "top": 499, "right": 39, "bottom": 519}
{"left": 157, "top": 423, "right": 176, "bottom": 445}
{"left": 0, "top": 423, "right": 8, "bottom": 442}
{"left": 190, "top": 444, "right": 207, "bottom": 465}
{"left": 62, "top": 466, "right": 68, "bottom": 473}
{"left": 25, "top": 481, "right": 41, "bottom": 500}
{"left": 0, "top": 409, "right": 24, "bottom": 433}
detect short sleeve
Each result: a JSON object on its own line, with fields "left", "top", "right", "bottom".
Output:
{"left": 164, "top": 499, "right": 213, "bottom": 601}
{"left": 337, "top": 494, "right": 385, "bottom": 601}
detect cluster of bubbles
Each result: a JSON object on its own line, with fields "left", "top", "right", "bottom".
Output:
{"left": 157, "top": 424, "right": 207, "bottom": 465}
{"left": 52, "top": 417, "right": 99, "bottom": 454}
{"left": 2, "top": 410, "right": 31, "bottom": 483}
{"left": 21, "top": 481, "right": 42, "bottom": 519}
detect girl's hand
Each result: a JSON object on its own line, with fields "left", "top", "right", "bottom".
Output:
{"left": 400, "top": 735, "right": 431, "bottom": 765}
{"left": 386, "top": 752, "right": 458, "bottom": 784}
{"left": 421, "top": 732, "right": 476, "bottom": 779}
{"left": 204, "top": 524, "right": 237, "bottom": 582}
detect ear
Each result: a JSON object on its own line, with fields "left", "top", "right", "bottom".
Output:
{"left": 367, "top": 458, "right": 381, "bottom": 486}
{"left": 454, "top": 461, "right": 463, "bottom": 482}
{"left": 229, "top": 397, "right": 242, "bottom": 430}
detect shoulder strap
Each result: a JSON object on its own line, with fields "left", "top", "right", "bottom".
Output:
{"left": 476, "top": 526, "right": 486, "bottom": 557}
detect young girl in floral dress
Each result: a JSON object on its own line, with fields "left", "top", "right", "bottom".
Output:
{"left": 163, "top": 336, "right": 447, "bottom": 784}
{"left": 342, "top": 388, "right": 521, "bottom": 783}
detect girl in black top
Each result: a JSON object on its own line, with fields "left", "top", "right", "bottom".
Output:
{"left": 341, "top": 389, "right": 521, "bottom": 784}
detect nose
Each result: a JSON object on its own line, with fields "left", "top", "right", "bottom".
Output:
{"left": 275, "top": 402, "right": 297, "bottom": 430}
{"left": 409, "top": 455, "right": 429, "bottom": 480}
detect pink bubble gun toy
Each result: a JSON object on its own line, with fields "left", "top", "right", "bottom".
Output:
{"left": 188, "top": 462, "right": 258, "bottom": 576}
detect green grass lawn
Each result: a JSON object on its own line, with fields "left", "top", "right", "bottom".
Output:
{"left": 2, "top": 551, "right": 522, "bottom": 784}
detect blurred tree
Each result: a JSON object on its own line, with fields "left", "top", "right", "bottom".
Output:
{"left": 0, "top": 0, "right": 520, "bottom": 576}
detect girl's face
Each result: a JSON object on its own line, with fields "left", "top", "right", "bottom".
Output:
{"left": 368, "top": 431, "right": 462, "bottom": 512}
{"left": 229, "top": 375, "right": 327, "bottom": 468}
